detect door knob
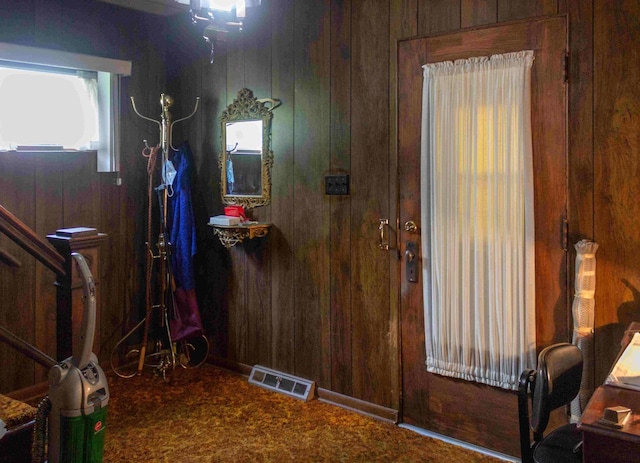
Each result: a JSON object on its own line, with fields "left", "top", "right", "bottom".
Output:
{"left": 405, "top": 249, "right": 415, "bottom": 262}
{"left": 404, "top": 220, "right": 418, "bottom": 233}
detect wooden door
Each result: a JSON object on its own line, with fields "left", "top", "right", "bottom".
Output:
{"left": 398, "top": 16, "right": 567, "bottom": 456}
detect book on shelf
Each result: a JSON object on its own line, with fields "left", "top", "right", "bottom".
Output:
{"left": 606, "top": 332, "right": 640, "bottom": 391}
{"left": 209, "top": 215, "right": 242, "bottom": 226}
{"left": 55, "top": 227, "right": 98, "bottom": 238}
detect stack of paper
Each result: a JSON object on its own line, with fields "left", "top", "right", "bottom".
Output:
{"left": 209, "top": 215, "right": 242, "bottom": 226}
{"left": 606, "top": 332, "right": 640, "bottom": 390}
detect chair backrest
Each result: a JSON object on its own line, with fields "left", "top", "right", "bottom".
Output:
{"left": 518, "top": 342, "right": 583, "bottom": 462}
{"left": 531, "top": 343, "right": 583, "bottom": 434}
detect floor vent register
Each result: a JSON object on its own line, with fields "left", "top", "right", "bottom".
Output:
{"left": 248, "top": 365, "right": 316, "bottom": 401}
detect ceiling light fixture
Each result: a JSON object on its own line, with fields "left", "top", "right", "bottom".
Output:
{"left": 175, "top": 0, "right": 262, "bottom": 64}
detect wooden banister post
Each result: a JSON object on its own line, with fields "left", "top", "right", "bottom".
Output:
{"left": 47, "top": 228, "right": 107, "bottom": 360}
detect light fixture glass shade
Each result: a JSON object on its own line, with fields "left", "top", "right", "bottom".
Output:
{"left": 176, "top": 0, "right": 261, "bottom": 64}
{"left": 175, "top": 0, "right": 241, "bottom": 11}
{"left": 206, "top": 0, "right": 237, "bottom": 11}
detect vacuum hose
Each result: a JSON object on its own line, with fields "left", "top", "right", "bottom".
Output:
{"left": 31, "top": 396, "right": 51, "bottom": 463}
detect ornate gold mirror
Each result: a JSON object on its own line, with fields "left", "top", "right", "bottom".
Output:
{"left": 219, "top": 88, "right": 276, "bottom": 209}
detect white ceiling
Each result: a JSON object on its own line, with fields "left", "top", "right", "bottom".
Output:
{"left": 98, "top": 0, "right": 188, "bottom": 16}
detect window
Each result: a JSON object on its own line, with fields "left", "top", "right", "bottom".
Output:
{"left": 0, "top": 42, "right": 131, "bottom": 172}
{"left": 0, "top": 65, "right": 99, "bottom": 150}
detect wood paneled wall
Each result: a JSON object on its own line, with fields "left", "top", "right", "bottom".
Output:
{"left": 164, "top": 0, "right": 640, "bottom": 453}
{"left": 592, "top": 0, "right": 640, "bottom": 382}
{"left": 0, "top": 0, "right": 167, "bottom": 392}
{"left": 1, "top": 0, "right": 639, "bottom": 455}
{"left": 166, "top": 0, "right": 401, "bottom": 409}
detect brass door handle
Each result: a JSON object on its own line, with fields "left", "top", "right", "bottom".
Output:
{"left": 405, "top": 249, "right": 415, "bottom": 262}
{"left": 378, "top": 219, "right": 389, "bottom": 250}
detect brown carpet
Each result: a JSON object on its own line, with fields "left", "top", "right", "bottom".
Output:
{"left": 0, "top": 394, "right": 36, "bottom": 429}
{"left": 103, "top": 364, "right": 504, "bottom": 463}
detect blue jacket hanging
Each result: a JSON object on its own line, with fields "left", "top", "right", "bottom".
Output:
{"left": 167, "top": 141, "right": 203, "bottom": 341}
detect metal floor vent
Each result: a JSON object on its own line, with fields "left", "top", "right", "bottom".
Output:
{"left": 248, "top": 365, "right": 316, "bottom": 401}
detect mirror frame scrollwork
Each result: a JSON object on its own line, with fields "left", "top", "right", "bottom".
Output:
{"left": 219, "top": 88, "right": 274, "bottom": 209}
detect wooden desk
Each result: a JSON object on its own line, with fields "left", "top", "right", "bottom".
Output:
{"left": 579, "top": 323, "right": 640, "bottom": 462}
{"left": 579, "top": 385, "right": 640, "bottom": 462}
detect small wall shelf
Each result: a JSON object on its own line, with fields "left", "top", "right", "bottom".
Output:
{"left": 209, "top": 222, "right": 271, "bottom": 248}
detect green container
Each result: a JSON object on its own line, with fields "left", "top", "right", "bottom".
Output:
{"left": 60, "top": 406, "right": 107, "bottom": 463}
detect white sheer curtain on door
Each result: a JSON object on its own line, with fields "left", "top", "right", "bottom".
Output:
{"left": 421, "top": 51, "right": 536, "bottom": 390}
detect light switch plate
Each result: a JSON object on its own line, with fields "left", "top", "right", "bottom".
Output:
{"left": 325, "top": 175, "right": 349, "bottom": 195}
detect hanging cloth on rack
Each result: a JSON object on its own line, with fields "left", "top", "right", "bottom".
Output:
{"left": 167, "top": 141, "right": 204, "bottom": 342}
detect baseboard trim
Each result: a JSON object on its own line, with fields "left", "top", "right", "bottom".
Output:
{"left": 6, "top": 381, "right": 48, "bottom": 404}
{"left": 206, "top": 356, "right": 398, "bottom": 424}
{"left": 316, "top": 388, "right": 398, "bottom": 424}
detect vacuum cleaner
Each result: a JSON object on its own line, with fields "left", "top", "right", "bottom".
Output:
{"left": 0, "top": 252, "right": 109, "bottom": 463}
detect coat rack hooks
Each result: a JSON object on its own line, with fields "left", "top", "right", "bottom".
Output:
{"left": 130, "top": 93, "right": 200, "bottom": 153}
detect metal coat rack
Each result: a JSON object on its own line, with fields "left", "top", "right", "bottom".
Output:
{"left": 111, "top": 93, "right": 208, "bottom": 381}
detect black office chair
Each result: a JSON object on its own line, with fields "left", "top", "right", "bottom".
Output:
{"left": 518, "top": 342, "right": 584, "bottom": 463}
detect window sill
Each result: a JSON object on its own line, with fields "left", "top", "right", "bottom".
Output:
{"left": 0, "top": 148, "right": 97, "bottom": 154}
